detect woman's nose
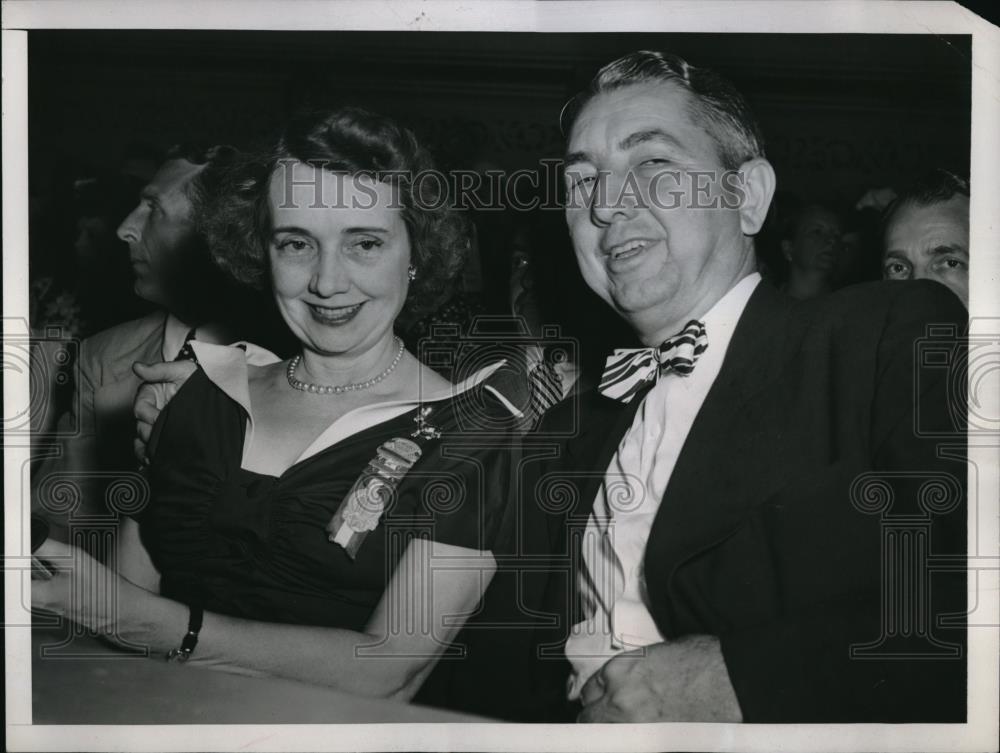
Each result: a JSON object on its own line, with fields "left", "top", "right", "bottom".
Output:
{"left": 309, "top": 249, "right": 351, "bottom": 297}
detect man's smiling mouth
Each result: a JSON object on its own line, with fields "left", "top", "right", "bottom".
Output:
{"left": 604, "top": 238, "right": 657, "bottom": 265}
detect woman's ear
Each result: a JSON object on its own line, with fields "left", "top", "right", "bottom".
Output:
{"left": 737, "top": 158, "right": 777, "bottom": 236}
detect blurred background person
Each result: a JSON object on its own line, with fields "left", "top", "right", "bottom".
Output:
{"left": 778, "top": 200, "right": 847, "bottom": 300}
{"left": 69, "top": 173, "right": 153, "bottom": 334}
{"left": 32, "top": 144, "right": 280, "bottom": 545}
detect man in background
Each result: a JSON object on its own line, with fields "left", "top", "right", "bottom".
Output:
{"left": 33, "top": 145, "right": 251, "bottom": 544}
{"left": 882, "top": 169, "right": 970, "bottom": 308}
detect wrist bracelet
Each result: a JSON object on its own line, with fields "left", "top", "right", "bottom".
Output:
{"left": 166, "top": 604, "right": 203, "bottom": 663}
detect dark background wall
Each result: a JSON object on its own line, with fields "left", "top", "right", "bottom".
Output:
{"left": 26, "top": 30, "right": 972, "bottom": 360}
{"left": 29, "top": 30, "right": 971, "bottom": 202}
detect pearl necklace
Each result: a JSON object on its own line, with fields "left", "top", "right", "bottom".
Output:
{"left": 286, "top": 337, "right": 405, "bottom": 395}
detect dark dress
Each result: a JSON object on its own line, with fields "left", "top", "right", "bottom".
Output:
{"left": 138, "top": 360, "right": 565, "bottom": 719}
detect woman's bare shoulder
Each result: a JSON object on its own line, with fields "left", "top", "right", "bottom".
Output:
{"left": 247, "top": 359, "right": 286, "bottom": 389}
{"left": 414, "top": 363, "right": 453, "bottom": 394}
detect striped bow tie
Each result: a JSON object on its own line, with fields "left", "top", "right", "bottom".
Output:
{"left": 599, "top": 320, "right": 708, "bottom": 403}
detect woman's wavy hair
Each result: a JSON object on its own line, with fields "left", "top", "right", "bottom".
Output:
{"left": 202, "top": 106, "right": 469, "bottom": 323}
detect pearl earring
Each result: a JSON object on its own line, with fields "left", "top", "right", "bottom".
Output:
{"left": 407, "top": 266, "right": 417, "bottom": 281}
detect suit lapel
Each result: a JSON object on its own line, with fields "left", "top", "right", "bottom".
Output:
{"left": 563, "top": 387, "right": 648, "bottom": 524}
{"left": 644, "top": 283, "right": 796, "bottom": 597}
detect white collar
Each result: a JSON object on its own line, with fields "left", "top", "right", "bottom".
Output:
{"left": 300, "top": 359, "right": 507, "bottom": 459}
{"left": 189, "top": 340, "right": 281, "bottom": 418}
{"left": 189, "top": 340, "right": 509, "bottom": 467}
{"left": 699, "top": 272, "right": 762, "bottom": 357}
{"left": 161, "top": 314, "right": 194, "bottom": 362}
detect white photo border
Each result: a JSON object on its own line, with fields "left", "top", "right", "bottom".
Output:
{"left": 4, "top": 2, "right": 998, "bottom": 751}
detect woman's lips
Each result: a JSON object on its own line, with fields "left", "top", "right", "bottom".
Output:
{"left": 307, "top": 301, "right": 365, "bottom": 324}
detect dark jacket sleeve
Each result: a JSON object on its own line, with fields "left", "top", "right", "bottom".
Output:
{"left": 720, "top": 282, "right": 967, "bottom": 722}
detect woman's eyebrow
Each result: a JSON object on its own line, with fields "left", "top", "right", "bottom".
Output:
{"left": 271, "top": 225, "right": 314, "bottom": 236}
{"left": 343, "top": 226, "right": 390, "bottom": 234}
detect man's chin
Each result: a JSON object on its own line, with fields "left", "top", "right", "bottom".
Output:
{"left": 133, "top": 282, "right": 165, "bottom": 306}
{"left": 609, "top": 280, "right": 677, "bottom": 316}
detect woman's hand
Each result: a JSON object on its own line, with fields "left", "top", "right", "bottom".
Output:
{"left": 31, "top": 539, "right": 146, "bottom": 639}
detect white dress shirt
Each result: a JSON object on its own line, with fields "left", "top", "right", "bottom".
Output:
{"left": 161, "top": 314, "right": 194, "bottom": 362}
{"left": 565, "top": 273, "right": 761, "bottom": 698}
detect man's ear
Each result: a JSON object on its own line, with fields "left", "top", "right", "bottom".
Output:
{"left": 737, "top": 158, "right": 776, "bottom": 236}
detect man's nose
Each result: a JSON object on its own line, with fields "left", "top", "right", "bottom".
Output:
{"left": 116, "top": 206, "right": 144, "bottom": 243}
{"left": 309, "top": 249, "right": 351, "bottom": 298}
{"left": 590, "top": 173, "right": 639, "bottom": 226}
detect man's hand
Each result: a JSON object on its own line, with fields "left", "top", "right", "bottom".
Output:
{"left": 132, "top": 360, "right": 196, "bottom": 465}
{"left": 578, "top": 636, "right": 742, "bottom": 723}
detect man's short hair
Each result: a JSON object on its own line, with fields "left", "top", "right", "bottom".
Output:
{"left": 882, "top": 168, "right": 970, "bottom": 232}
{"left": 560, "top": 50, "right": 765, "bottom": 170}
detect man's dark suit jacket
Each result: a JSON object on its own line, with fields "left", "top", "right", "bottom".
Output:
{"left": 535, "top": 279, "right": 967, "bottom": 723}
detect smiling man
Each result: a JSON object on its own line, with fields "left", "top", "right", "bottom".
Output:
{"left": 125, "top": 53, "right": 971, "bottom": 724}
{"left": 546, "top": 50, "right": 967, "bottom": 723}
{"left": 882, "top": 169, "right": 970, "bottom": 308}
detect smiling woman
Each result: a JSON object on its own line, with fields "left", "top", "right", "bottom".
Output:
{"left": 205, "top": 106, "right": 467, "bottom": 327}
{"left": 31, "top": 107, "right": 534, "bottom": 718}
{"left": 267, "top": 164, "right": 412, "bottom": 363}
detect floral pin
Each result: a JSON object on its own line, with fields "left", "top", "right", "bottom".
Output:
{"left": 411, "top": 405, "right": 441, "bottom": 440}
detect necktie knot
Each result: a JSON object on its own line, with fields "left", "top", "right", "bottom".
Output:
{"left": 174, "top": 328, "right": 199, "bottom": 363}
{"left": 600, "top": 320, "right": 708, "bottom": 403}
